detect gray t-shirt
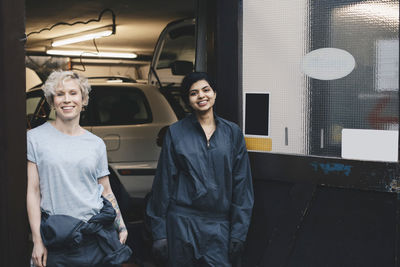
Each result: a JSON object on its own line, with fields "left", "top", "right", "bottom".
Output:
{"left": 27, "top": 122, "right": 110, "bottom": 221}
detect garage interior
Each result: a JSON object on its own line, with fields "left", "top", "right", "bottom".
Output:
{"left": 25, "top": 1, "right": 196, "bottom": 266}
{"left": 25, "top": 0, "right": 195, "bottom": 83}
{"left": 4, "top": 0, "right": 398, "bottom": 266}
{"left": 1, "top": 0, "right": 240, "bottom": 265}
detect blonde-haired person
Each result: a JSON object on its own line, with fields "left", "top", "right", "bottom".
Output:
{"left": 27, "top": 70, "right": 132, "bottom": 267}
{"left": 41, "top": 71, "right": 91, "bottom": 107}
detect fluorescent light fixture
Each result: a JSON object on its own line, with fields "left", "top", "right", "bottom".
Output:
{"left": 46, "top": 49, "right": 137, "bottom": 59}
{"left": 52, "top": 30, "right": 113, "bottom": 47}
{"left": 51, "top": 26, "right": 115, "bottom": 47}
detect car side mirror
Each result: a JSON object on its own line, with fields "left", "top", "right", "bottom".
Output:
{"left": 170, "top": 60, "right": 193, "bottom": 76}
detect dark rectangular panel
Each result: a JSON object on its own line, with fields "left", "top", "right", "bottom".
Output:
{"left": 244, "top": 180, "right": 316, "bottom": 267}
{"left": 245, "top": 93, "right": 269, "bottom": 136}
{"left": 287, "top": 187, "right": 397, "bottom": 267}
{"left": 244, "top": 180, "right": 398, "bottom": 267}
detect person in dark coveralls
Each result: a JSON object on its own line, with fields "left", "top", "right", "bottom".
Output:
{"left": 146, "top": 72, "right": 254, "bottom": 266}
{"left": 27, "top": 70, "right": 132, "bottom": 267}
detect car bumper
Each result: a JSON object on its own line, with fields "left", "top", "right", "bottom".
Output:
{"left": 109, "top": 161, "right": 157, "bottom": 198}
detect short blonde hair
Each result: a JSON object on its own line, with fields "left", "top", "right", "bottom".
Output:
{"left": 42, "top": 70, "right": 91, "bottom": 107}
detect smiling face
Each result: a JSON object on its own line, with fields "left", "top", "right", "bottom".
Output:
{"left": 188, "top": 79, "right": 216, "bottom": 114}
{"left": 52, "top": 78, "right": 85, "bottom": 122}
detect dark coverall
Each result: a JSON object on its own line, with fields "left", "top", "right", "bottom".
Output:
{"left": 40, "top": 198, "right": 132, "bottom": 266}
{"left": 147, "top": 113, "right": 254, "bottom": 266}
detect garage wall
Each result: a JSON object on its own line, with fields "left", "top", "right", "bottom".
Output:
{"left": 26, "top": 55, "right": 151, "bottom": 82}
{"left": 73, "top": 64, "right": 138, "bottom": 79}
{"left": 243, "top": 0, "right": 309, "bottom": 154}
{"left": 0, "top": 0, "right": 30, "bottom": 265}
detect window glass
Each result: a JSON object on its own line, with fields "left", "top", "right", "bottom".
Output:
{"left": 243, "top": 0, "right": 399, "bottom": 160}
{"left": 26, "top": 91, "right": 49, "bottom": 129}
{"left": 26, "top": 96, "right": 41, "bottom": 115}
{"left": 49, "top": 109, "right": 56, "bottom": 121}
{"left": 156, "top": 25, "right": 195, "bottom": 70}
{"left": 91, "top": 86, "right": 152, "bottom": 126}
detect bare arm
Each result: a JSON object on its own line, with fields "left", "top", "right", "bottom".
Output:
{"left": 27, "top": 160, "right": 47, "bottom": 267}
{"left": 98, "top": 176, "right": 128, "bottom": 244}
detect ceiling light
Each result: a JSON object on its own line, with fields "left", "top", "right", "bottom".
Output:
{"left": 46, "top": 49, "right": 137, "bottom": 59}
{"left": 51, "top": 25, "right": 115, "bottom": 47}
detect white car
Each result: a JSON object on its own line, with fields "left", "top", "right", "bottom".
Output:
{"left": 26, "top": 77, "right": 177, "bottom": 206}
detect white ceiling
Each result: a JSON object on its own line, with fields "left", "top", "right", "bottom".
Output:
{"left": 25, "top": 0, "right": 195, "bottom": 58}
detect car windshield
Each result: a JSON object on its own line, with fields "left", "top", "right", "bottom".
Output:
{"left": 90, "top": 86, "right": 152, "bottom": 125}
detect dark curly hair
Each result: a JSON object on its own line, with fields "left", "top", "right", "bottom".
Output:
{"left": 181, "top": 72, "right": 216, "bottom": 105}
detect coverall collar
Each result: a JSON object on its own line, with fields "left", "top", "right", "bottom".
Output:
{"left": 188, "top": 112, "right": 221, "bottom": 127}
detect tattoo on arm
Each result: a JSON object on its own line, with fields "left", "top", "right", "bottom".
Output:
{"left": 104, "top": 193, "right": 127, "bottom": 232}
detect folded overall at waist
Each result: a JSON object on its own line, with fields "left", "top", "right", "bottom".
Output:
{"left": 40, "top": 197, "right": 132, "bottom": 266}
